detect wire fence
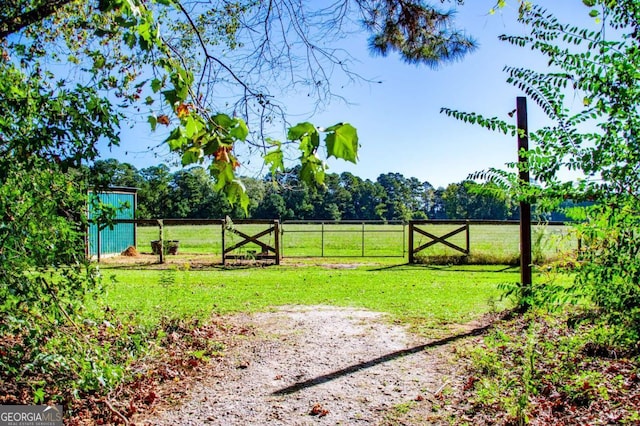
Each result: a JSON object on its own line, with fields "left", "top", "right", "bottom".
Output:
{"left": 280, "top": 220, "right": 406, "bottom": 258}
{"left": 90, "top": 218, "right": 577, "bottom": 266}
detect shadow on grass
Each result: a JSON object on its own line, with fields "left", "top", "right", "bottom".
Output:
{"left": 98, "top": 261, "right": 163, "bottom": 270}
{"left": 96, "top": 259, "right": 280, "bottom": 271}
{"left": 272, "top": 320, "right": 498, "bottom": 396}
{"left": 367, "top": 263, "right": 518, "bottom": 273}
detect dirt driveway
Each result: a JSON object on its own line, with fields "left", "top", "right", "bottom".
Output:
{"left": 132, "top": 305, "right": 486, "bottom": 425}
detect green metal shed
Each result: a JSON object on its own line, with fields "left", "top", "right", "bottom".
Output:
{"left": 87, "top": 187, "right": 137, "bottom": 259}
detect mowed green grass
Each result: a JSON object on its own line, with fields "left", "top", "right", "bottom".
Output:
{"left": 114, "top": 223, "right": 575, "bottom": 337}
{"left": 84, "top": 221, "right": 574, "bottom": 407}
{"left": 97, "top": 263, "right": 551, "bottom": 337}
{"left": 136, "top": 222, "right": 578, "bottom": 262}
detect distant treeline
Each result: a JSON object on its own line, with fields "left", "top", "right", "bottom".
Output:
{"left": 88, "top": 158, "right": 525, "bottom": 221}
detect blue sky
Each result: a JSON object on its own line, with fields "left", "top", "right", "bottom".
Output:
{"left": 104, "top": 1, "right": 597, "bottom": 188}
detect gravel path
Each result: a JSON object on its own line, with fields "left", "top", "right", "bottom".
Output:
{"left": 133, "top": 306, "right": 456, "bottom": 425}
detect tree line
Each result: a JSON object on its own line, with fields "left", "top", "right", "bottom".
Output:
{"left": 89, "top": 158, "right": 520, "bottom": 221}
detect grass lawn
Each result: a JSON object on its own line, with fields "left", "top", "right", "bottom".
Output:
{"left": 108, "top": 222, "right": 577, "bottom": 338}
{"left": 95, "top": 262, "right": 568, "bottom": 337}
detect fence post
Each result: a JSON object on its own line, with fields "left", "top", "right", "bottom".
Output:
{"left": 221, "top": 219, "right": 226, "bottom": 265}
{"left": 517, "top": 96, "right": 533, "bottom": 303}
{"left": 321, "top": 222, "right": 325, "bottom": 257}
{"left": 361, "top": 222, "right": 365, "bottom": 257}
{"left": 157, "top": 219, "right": 164, "bottom": 264}
{"left": 408, "top": 221, "right": 414, "bottom": 264}
{"left": 465, "top": 220, "right": 470, "bottom": 255}
{"left": 96, "top": 221, "right": 101, "bottom": 263}
{"left": 403, "top": 222, "right": 407, "bottom": 258}
{"left": 274, "top": 220, "right": 281, "bottom": 265}
{"left": 133, "top": 192, "right": 138, "bottom": 249}
{"left": 279, "top": 222, "right": 284, "bottom": 258}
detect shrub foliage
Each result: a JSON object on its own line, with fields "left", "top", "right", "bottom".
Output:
{"left": 443, "top": 1, "right": 640, "bottom": 345}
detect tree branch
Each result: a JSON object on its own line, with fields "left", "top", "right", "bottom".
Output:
{"left": 0, "top": 0, "right": 75, "bottom": 39}
{"left": 175, "top": 1, "right": 260, "bottom": 98}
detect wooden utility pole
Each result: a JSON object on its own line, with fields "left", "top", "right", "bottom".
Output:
{"left": 517, "top": 97, "right": 533, "bottom": 301}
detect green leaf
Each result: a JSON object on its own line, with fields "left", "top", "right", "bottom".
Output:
{"left": 212, "top": 113, "right": 234, "bottom": 128}
{"left": 184, "top": 116, "right": 202, "bottom": 138}
{"left": 300, "top": 156, "right": 326, "bottom": 186}
{"left": 165, "top": 127, "right": 185, "bottom": 150}
{"left": 181, "top": 147, "right": 201, "bottom": 166}
{"left": 589, "top": 9, "right": 599, "bottom": 18}
{"left": 202, "top": 136, "right": 221, "bottom": 156}
{"left": 324, "top": 123, "right": 359, "bottom": 163}
{"left": 33, "top": 388, "right": 45, "bottom": 404}
{"left": 136, "top": 21, "right": 152, "bottom": 45}
{"left": 102, "top": 0, "right": 127, "bottom": 13}
{"left": 212, "top": 162, "right": 236, "bottom": 191}
{"left": 225, "top": 180, "right": 250, "bottom": 213}
{"left": 288, "top": 122, "right": 317, "bottom": 140}
{"left": 92, "top": 54, "right": 106, "bottom": 70}
{"left": 229, "top": 119, "right": 249, "bottom": 141}
{"left": 94, "top": 28, "right": 116, "bottom": 37}
{"left": 263, "top": 145, "right": 285, "bottom": 175}
{"left": 148, "top": 115, "right": 157, "bottom": 131}
{"left": 289, "top": 122, "right": 320, "bottom": 157}
{"left": 151, "top": 78, "right": 162, "bottom": 93}
{"left": 169, "top": 68, "right": 192, "bottom": 101}
{"left": 162, "top": 89, "right": 179, "bottom": 106}
{"left": 123, "top": 31, "right": 137, "bottom": 48}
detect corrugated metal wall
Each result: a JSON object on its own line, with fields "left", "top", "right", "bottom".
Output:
{"left": 88, "top": 190, "right": 136, "bottom": 257}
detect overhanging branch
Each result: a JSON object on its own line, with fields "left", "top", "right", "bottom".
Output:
{"left": 0, "top": 0, "right": 75, "bottom": 39}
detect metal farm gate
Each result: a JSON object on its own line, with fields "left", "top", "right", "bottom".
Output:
{"left": 280, "top": 220, "right": 406, "bottom": 258}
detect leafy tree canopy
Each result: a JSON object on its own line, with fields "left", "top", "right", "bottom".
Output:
{"left": 1, "top": 0, "right": 479, "bottom": 208}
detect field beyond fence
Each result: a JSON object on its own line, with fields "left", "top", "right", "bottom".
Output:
{"left": 96, "top": 220, "right": 579, "bottom": 267}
